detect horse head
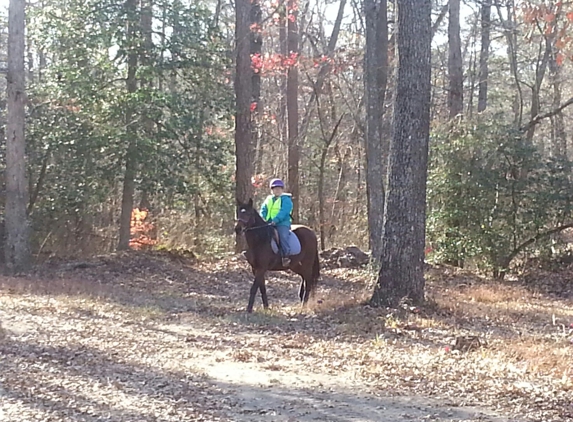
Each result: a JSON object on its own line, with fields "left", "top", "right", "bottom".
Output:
{"left": 235, "top": 198, "right": 258, "bottom": 233}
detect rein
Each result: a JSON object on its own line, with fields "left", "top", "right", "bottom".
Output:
{"left": 236, "top": 217, "right": 272, "bottom": 234}
{"left": 243, "top": 223, "right": 272, "bottom": 233}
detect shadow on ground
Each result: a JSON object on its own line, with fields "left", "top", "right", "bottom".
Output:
{"left": 0, "top": 337, "right": 515, "bottom": 422}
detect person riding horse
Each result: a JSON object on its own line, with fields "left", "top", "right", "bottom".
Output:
{"left": 260, "top": 178, "right": 293, "bottom": 267}
{"left": 235, "top": 196, "right": 320, "bottom": 312}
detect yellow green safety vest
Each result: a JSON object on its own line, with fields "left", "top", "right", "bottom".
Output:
{"left": 264, "top": 195, "right": 282, "bottom": 220}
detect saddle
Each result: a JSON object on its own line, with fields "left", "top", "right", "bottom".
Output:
{"left": 270, "top": 228, "right": 302, "bottom": 256}
{"left": 272, "top": 228, "right": 280, "bottom": 247}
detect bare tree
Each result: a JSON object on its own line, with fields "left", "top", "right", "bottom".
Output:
{"left": 364, "top": 0, "right": 388, "bottom": 261}
{"left": 477, "top": 0, "right": 490, "bottom": 112}
{"left": 548, "top": 45, "right": 566, "bottom": 158}
{"left": 235, "top": 0, "right": 254, "bottom": 252}
{"left": 5, "top": 0, "right": 30, "bottom": 272}
{"left": 118, "top": 0, "right": 139, "bottom": 250}
{"left": 287, "top": 0, "right": 299, "bottom": 221}
{"left": 448, "top": 0, "right": 463, "bottom": 118}
{"left": 371, "top": 0, "right": 431, "bottom": 307}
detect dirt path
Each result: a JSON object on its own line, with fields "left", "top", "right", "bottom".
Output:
{"left": 1, "top": 305, "right": 508, "bottom": 422}
{"left": 162, "top": 322, "right": 510, "bottom": 422}
{"left": 1, "top": 252, "right": 570, "bottom": 421}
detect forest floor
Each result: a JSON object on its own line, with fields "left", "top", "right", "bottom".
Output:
{"left": 0, "top": 250, "right": 572, "bottom": 422}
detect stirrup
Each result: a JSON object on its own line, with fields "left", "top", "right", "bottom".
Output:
{"left": 282, "top": 257, "right": 291, "bottom": 266}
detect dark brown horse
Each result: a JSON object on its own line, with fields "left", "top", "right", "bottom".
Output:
{"left": 235, "top": 199, "right": 320, "bottom": 313}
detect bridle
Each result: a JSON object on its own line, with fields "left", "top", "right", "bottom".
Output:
{"left": 236, "top": 212, "right": 272, "bottom": 234}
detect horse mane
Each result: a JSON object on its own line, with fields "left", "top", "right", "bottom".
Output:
{"left": 245, "top": 206, "right": 274, "bottom": 247}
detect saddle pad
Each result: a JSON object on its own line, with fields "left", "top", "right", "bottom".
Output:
{"left": 271, "top": 230, "right": 301, "bottom": 256}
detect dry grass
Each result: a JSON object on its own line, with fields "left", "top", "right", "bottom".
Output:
{"left": 422, "top": 266, "right": 573, "bottom": 389}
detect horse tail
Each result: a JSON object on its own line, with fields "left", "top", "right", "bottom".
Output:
{"left": 312, "top": 249, "right": 320, "bottom": 284}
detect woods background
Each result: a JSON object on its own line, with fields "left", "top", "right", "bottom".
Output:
{"left": 1, "top": 0, "right": 573, "bottom": 277}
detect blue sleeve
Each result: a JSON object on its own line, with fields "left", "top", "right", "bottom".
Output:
{"left": 273, "top": 195, "right": 293, "bottom": 224}
{"left": 260, "top": 197, "right": 269, "bottom": 221}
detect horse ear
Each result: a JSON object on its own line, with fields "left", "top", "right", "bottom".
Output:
{"left": 248, "top": 198, "right": 253, "bottom": 208}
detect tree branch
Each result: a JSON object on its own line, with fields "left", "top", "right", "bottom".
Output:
{"left": 505, "top": 222, "right": 573, "bottom": 266}
{"left": 431, "top": 3, "right": 449, "bottom": 40}
{"left": 521, "top": 96, "right": 573, "bottom": 132}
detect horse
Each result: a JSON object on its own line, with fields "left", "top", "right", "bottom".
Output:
{"left": 235, "top": 199, "right": 320, "bottom": 313}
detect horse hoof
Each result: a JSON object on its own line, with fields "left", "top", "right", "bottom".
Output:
{"left": 246, "top": 308, "right": 253, "bottom": 313}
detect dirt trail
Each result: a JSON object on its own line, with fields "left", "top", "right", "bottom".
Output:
{"left": 161, "top": 322, "right": 510, "bottom": 422}
{"left": 1, "top": 252, "right": 570, "bottom": 421}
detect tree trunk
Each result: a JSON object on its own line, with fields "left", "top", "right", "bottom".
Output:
{"left": 252, "top": 0, "right": 263, "bottom": 174}
{"left": 364, "top": 0, "right": 388, "bottom": 261}
{"left": 496, "top": 1, "right": 523, "bottom": 125}
{"left": 279, "top": 0, "right": 287, "bottom": 149}
{"left": 370, "top": 0, "right": 431, "bottom": 308}
{"left": 234, "top": 0, "right": 254, "bottom": 252}
{"left": 5, "top": 0, "right": 30, "bottom": 272}
{"left": 447, "top": 0, "right": 463, "bottom": 118}
{"left": 548, "top": 47, "right": 566, "bottom": 159}
{"left": 118, "top": 0, "right": 139, "bottom": 250}
{"left": 526, "top": 36, "right": 551, "bottom": 143}
{"left": 140, "top": 0, "right": 153, "bottom": 210}
{"left": 477, "top": 1, "right": 490, "bottom": 113}
{"left": 286, "top": 0, "right": 299, "bottom": 222}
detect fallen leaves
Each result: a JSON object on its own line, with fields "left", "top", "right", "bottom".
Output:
{"left": 0, "top": 251, "right": 572, "bottom": 421}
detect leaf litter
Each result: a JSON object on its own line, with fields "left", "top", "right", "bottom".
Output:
{"left": 0, "top": 250, "right": 571, "bottom": 421}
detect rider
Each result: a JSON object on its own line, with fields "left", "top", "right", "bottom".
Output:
{"left": 261, "top": 178, "right": 293, "bottom": 266}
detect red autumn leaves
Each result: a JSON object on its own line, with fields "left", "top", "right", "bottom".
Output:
{"left": 130, "top": 208, "right": 157, "bottom": 250}
{"left": 522, "top": 1, "right": 573, "bottom": 66}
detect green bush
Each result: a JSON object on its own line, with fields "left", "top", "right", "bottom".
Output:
{"left": 427, "top": 119, "right": 573, "bottom": 276}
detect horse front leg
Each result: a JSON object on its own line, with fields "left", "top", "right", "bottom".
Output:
{"left": 247, "top": 269, "right": 267, "bottom": 313}
{"left": 247, "top": 278, "right": 258, "bottom": 313}
{"left": 259, "top": 272, "right": 269, "bottom": 310}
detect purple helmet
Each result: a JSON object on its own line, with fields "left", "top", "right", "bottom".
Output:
{"left": 269, "top": 178, "right": 285, "bottom": 189}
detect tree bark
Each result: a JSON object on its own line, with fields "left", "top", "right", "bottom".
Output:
{"left": 364, "top": 0, "right": 388, "bottom": 261}
{"left": 140, "top": 0, "right": 153, "bottom": 210}
{"left": 251, "top": 0, "right": 263, "bottom": 173}
{"left": 234, "top": 0, "right": 254, "bottom": 252}
{"left": 118, "top": 0, "right": 139, "bottom": 250}
{"left": 286, "top": 0, "right": 299, "bottom": 222}
{"left": 5, "top": 0, "right": 30, "bottom": 272}
{"left": 277, "top": 0, "right": 288, "bottom": 166}
{"left": 371, "top": 0, "right": 431, "bottom": 308}
{"left": 447, "top": 0, "right": 463, "bottom": 118}
{"left": 477, "top": 1, "right": 490, "bottom": 112}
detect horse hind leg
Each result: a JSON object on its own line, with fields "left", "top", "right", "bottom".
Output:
{"left": 302, "top": 280, "right": 312, "bottom": 305}
{"left": 298, "top": 278, "right": 306, "bottom": 303}
{"left": 302, "top": 273, "right": 316, "bottom": 305}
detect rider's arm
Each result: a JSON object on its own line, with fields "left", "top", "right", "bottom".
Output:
{"left": 260, "top": 199, "right": 269, "bottom": 221}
